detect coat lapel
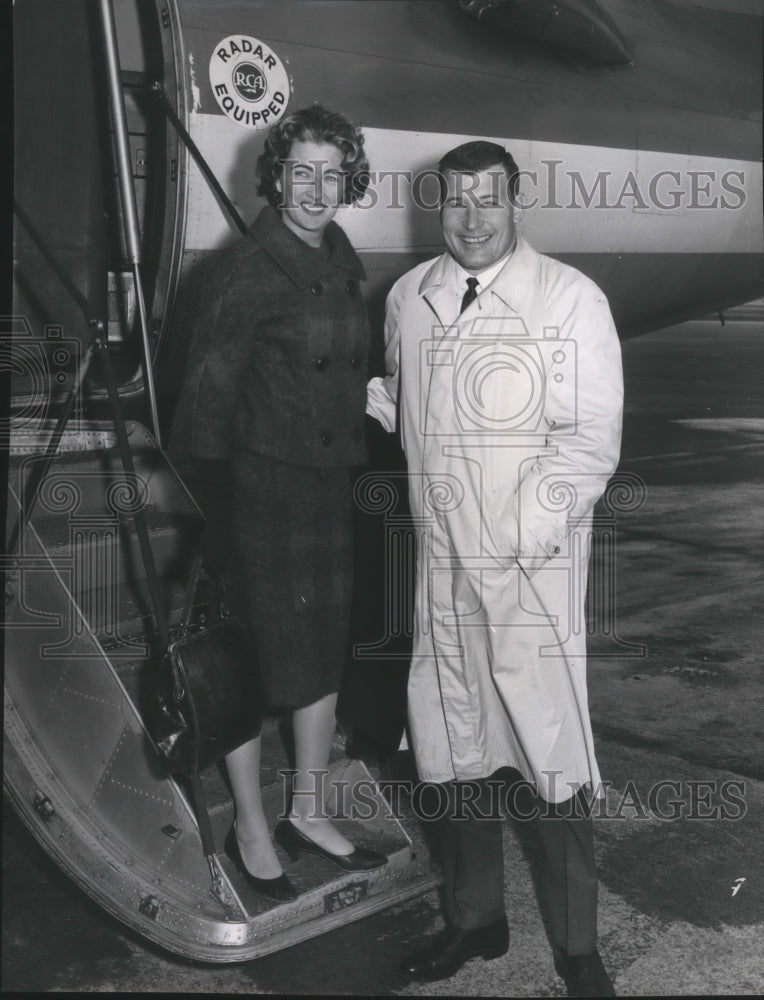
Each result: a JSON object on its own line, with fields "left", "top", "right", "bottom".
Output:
{"left": 480, "top": 237, "right": 537, "bottom": 322}
{"left": 417, "top": 253, "right": 453, "bottom": 330}
{"left": 417, "top": 237, "right": 538, "bottom": 332}
{"left": 249, "top": 205, "right": 365, "bottom": 288}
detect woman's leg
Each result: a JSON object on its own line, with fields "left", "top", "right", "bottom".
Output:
{"left": 288, "top": 691, "right": 354, "bottom": 855}
{"left": 226, "top": 735, "right": 282, "bottom": 877}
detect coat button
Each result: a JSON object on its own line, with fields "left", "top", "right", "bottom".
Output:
{"left": 553, "top": 545, "right": 561, "bottom": 555}
{"left": 350, "top": 355, "right": 362, "bottom": 370}
{"left": 311, "top": 281, "right": 324, "bottom": 296}
{"left": 320, "top": 430, "right": 334, "bottom": 446}
{"left": 312, "top": 356, "right": 329, "bottom": 371}
{"left": 345, "top": 279, "right": 358, "bottom": 295}
{"left": 351, "top": 426, "right": 363, "bottom": 443}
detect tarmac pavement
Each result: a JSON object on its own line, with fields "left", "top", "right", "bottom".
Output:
{"left": 2, "top": 315, "right": 763, "bottom": 995}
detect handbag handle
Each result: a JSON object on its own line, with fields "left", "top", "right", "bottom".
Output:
{"left": 179, "top": 553, "right": 205, "bottom": 633}
{"left": 178, "top": 554, "right": 234, "bottom": 635}
{"left": 216, "top": 572, "right": 234, "bottom": 620}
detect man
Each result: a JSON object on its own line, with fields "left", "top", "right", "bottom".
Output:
{"left": 366, "top": 141, "right": 623, "bottom": 997}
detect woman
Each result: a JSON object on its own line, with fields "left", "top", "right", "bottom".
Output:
{"left": 175, "top": 105, "right": 384, "bottom": 899}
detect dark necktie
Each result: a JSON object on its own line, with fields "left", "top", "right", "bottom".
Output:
{"left": 460, "top": 276, "right": 479, "bottom": 314}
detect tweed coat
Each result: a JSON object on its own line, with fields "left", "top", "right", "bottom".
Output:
{"left": 173, "top": 205, "right": 370, "bottom": 469}
{"left": 367, "top": 238, "right": 623, "bottom": 802}
{"left": 170, "top": 206, "right": 372, "bottom": 707}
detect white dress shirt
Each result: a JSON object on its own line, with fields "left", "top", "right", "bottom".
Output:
{"left": 449, "top": 248, "right": 516, "bottom": 322}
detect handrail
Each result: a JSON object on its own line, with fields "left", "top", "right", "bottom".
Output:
{"left": 149, "top": 81, "right": 250, "bottom": 237}
{"left": 97, "top": 0, "right": 163, "bottom": 446}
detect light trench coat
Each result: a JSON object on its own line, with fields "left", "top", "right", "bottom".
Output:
{"left": 367, "top": 237, "right": 623, "bottom": 802}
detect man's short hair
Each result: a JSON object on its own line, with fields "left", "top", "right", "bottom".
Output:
{"left": 438, "top": 141, "right": 520, "bottom": 206}
{"left": 256, "top": 103, "right": 371, "bottom": 207}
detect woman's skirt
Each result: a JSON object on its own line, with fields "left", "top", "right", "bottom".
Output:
{"left": 230, "top": 451, "right": 354, "bottom": 710}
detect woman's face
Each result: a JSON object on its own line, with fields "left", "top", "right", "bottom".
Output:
{"left": 276, "top": 139, "right": 346, "bottom": 247}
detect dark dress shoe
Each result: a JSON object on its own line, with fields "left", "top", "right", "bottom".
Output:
{"left": 274, "top": 819, "right": 387, "bottom": 872}
{"left": 224, "top": 827, "right": 297, "bottom": 902}
{"left": 554, "top": 947, "right": 616, "bottom": 997}
{"left": 400, "top": 917, "right": 509, "bottom": 981}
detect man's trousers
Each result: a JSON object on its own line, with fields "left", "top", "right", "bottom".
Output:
{"left": 425, "top": 773, "right": 599, "bottom": 956}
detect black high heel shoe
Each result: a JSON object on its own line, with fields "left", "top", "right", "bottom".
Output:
{"left": 224, "top": 826, "right": 298, "bottom": 902}
{"left": 274, "top": 819, "right": 387, "bottom": 872}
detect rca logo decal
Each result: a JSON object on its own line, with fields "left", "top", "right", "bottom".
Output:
{"left": 209, "top": 35, "right": 290, "bottom": 129}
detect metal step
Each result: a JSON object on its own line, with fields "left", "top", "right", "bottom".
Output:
{"left": 5, "top": 421, "right": 439, "bottom": 961}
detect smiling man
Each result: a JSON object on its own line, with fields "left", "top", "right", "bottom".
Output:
{"left": 440, "top": 148, "right": 519, "bottom": 273}
{"left": 367, "top": 141, "right": 623, "bottom": 996}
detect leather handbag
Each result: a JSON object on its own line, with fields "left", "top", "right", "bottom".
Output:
{"left": 155, "top": 554, "right": 262, "bottom": 777}
{"left": 77, "top": 340, "right": 251, "bottom": 900}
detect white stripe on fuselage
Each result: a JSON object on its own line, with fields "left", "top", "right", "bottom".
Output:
{"left": 184, "top": 116, "right": 762, "bottom": 254}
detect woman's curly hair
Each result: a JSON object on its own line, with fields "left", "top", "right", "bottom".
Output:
{"left": 256, "top": 104, "right": 371, "bottom": 207}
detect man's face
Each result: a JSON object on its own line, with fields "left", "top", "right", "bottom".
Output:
{"left": 440, "top": 166, "right": 518, "bottom": 274}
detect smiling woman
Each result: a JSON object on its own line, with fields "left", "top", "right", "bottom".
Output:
{"left": 170, "top": 104, "right": 384, "bottom": 896}
{"left": 276, "top": 140, "right": 347, "bottom": 247}
{"left": 256, "top": 105, "right": 371, "bottom": 216}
